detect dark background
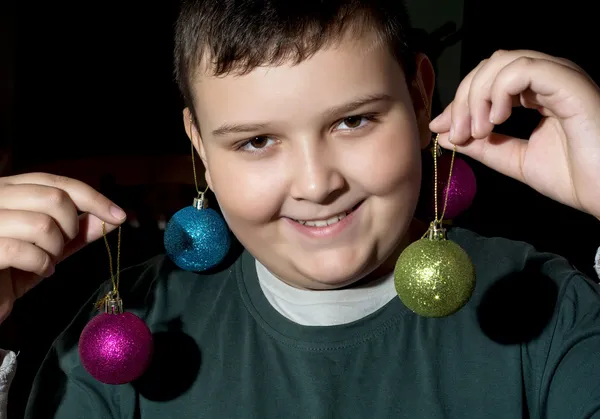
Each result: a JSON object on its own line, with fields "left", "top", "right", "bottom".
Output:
{"left": 1, "top": 0, "right": 599, "bottom": 417}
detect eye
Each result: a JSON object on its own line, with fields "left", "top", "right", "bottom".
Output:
{"left": 336, "top": 115, "right": 373, "bottom": 131}
{"left": 238, "top": 136, "right": 276, "bottom": 153}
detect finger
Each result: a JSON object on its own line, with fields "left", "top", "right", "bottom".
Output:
{"left": 489, "top": 57, "right": 598, "bottom": 125}
{"left": 467, "top": 59, "right": 496, "bottom": 139}
{"left": 461, "top": 50, "right": 586, "bottom": 138}
{"left": 0, "top": 209, "right": 65, "bottom": 260}
{"left": 431, "top": 50, "right": 576, "bottom": 138}
{"left": 429, "top": 103, "right": 452, "bottom": 133}
{"left": 0, "top": 237, "right": 54, "bottom": 278}
{"left": 60, "top": 213, "right": 119, "bottom": 262}
{"left": 1, "top": 173, "right": 126, "bottom": 225}
{"left": 449, "top": 60, "right": 487, "bottom": 144}
{"left": 437, "top": 131, "right": 528, "bottom": 183}
{"left": 0, "top": 184, "right": 79, "bottom": 241}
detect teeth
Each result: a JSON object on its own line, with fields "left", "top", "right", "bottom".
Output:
{"left": 297, "top": 211, "right": 349, "bottom": 227}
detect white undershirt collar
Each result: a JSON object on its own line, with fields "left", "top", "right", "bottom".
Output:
{"left": 255, "top": 259, "right": 397, "bottom": 326}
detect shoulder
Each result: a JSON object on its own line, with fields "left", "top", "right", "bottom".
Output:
{"left": 52, "top": 249, "right": 246, "bottom": 359}
{"left": 449, "top": 226, "right": 600, "bottom": 342}
{"left": 114, "top": 249, "right": 246, "bottom": 324}
{"left": 120, "top": 252, "right": 240, "bottom": 299}
{"left": 449, "top": 226, "right": 595, "bottom": 285}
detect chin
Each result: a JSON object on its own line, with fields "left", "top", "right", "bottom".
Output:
{"left": 293, "top": 249, "right": 378, "bottom": 290}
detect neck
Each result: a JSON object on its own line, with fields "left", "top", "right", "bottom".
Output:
{"left": 342, "top": 217, "right": 428, "bottom": 289}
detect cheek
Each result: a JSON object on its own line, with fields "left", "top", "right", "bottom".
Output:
{"left": 206, "top": 151, "right": 287, "bottom": 225}
{"left": 346, "top": 123, "right": 422, "bottom": 196}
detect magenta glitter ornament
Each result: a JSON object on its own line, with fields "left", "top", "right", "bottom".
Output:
{"left": 79, "top": 303, "right": 153, "bottom": 385}
{"left": 434, "top": 154, "right": 477, "bottom": 219}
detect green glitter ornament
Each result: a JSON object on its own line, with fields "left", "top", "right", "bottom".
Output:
{"left": 394, "top": 222, "right": 475, "bottom": 317}
{"left": 394, "top": 136, "right": 476, "bottom": 318}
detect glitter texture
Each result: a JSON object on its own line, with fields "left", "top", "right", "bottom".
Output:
{"left": 79, "top": 312, "right": 153, "bottom": 385}
{"left": 394, "top": 238, "right": 476, "bottom": 318}
{"left": 164, "top": 206, "right": 231, "bottom": 272}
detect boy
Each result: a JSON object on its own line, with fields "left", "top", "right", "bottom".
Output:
{"left": 0, "top": 0, "right": 599, "bottom": 417}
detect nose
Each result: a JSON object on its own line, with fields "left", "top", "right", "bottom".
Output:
{"left": 289, "top": 140, "right": 346, "bottom": 204}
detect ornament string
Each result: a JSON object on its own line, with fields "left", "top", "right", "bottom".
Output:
{"left": 415, "top": 79, "right": 457, "bottom": 239}
{"left": 190, "top": 118, "right": 209, "bottom": 200}
{"left": 434, "top": 134, "right": 457, "bottom": 224}
{"left": 95, "top": 223, "right": 122, "bottom": 310}
{"left": 422, "top": 135, "right": 458, "bottom": 240}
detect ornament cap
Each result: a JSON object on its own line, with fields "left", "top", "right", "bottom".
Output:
{"left": 427, "top": 221, "right": 447, "bottom": 241}
{"left": 193, "top": 195, "right": 208, "bottom": 210}
{"left": 104, "top": 292, "right": 123, "bottom": 314}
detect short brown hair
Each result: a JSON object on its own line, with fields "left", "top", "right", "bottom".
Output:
{"left": 174, "top": 0, "right": 416, "bottom": 117}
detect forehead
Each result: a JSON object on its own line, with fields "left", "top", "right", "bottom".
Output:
{"left": 191, "top": 33, "right": 409, "bottom": 131}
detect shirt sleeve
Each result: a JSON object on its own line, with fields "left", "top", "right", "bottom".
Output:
{"left": 540, "top": 271, "right": 600, "bottom": 418}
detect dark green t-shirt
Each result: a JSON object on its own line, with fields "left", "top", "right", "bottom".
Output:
{"left": 24, "top": 228, "right": 600, "bottom": 418}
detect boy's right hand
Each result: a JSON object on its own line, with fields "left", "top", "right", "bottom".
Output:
{"left": 0, "top": 173, "right": 127, "bottom": 323}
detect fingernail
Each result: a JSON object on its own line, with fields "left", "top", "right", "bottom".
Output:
{"left": 448, "top": 125, "right": 455, "bottom": 143}
{"left": 110, "top": 205, "right": 126, "bottom": 220}
{"left": 489, "top": 107, "right": 495, "bottom": 124}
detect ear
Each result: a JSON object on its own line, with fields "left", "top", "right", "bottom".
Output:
{"left": 409, "top": 53, "right": 435, "bottom": 150}
{"left": 183, "top": 108, "right": 213, "bottom": 190}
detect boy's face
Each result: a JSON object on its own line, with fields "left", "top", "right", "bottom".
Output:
{"left": 187, "top": 32, "right": 433, "bottom": 290}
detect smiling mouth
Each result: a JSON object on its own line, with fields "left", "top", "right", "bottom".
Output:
{"left": 293, "top": 201, "right": 363, "bottom": 227}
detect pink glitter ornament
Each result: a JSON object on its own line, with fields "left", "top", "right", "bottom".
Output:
{"left": 437, "top": 154, "right": 477, "bottom": 219}
{"left": 79, "top": 295, "right": 153, "bottom": 385}
{"left": 419, "top": 153, "right": 477, "bottom": 221}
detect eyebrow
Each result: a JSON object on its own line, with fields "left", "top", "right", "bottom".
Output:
{"left": 210, "top": 93, "right": 393, "bottom": 138}
{"left": 322, "top": 93, "right": 393, "bottom": 119}
{"left": 212, "top": 122, "right": 269, "bottom": 138}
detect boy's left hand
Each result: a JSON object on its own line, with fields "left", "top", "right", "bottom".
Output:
{"left": 429, "top": 50, "right": 600, "bottom": 220}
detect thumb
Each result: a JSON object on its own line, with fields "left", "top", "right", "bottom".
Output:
{"left": 60, "top": 213, "right": 122, "bottom": 262}
{"left": 436, "top": 131, "right": 528, "bottom": 183}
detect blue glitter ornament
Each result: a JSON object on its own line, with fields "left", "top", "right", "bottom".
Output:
{"left": 164, "top": 195, "right": 230, "bottom": 271}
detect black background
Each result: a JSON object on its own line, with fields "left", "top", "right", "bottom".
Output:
{"left": 1, "top": 0, "right": 599, "bottom": 417}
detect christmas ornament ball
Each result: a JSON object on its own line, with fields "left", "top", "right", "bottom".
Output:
{"left": 394, "top": 237, "right": 476, "bottom": 317}
{"left": 164, "top": 206, "right": 231, "bottom": 271}
{"left": 417, "top": 154, "right": 477, "bottom": 221}
{"left": 438, "top": 155, "right": 477, "bottom": 219}
{"left": 79, "top": 312, "right": 153, "bottom": 385}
